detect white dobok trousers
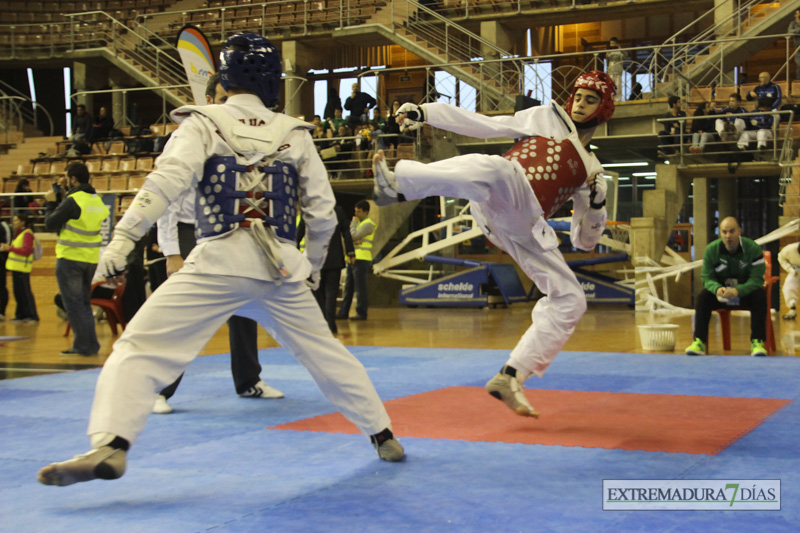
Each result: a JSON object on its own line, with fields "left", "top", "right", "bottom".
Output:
{"left": 395, "top": 155, "right": 587, "bottom": 378}
{"left": 88, "top": 271, "right": 391, "bottom": 444}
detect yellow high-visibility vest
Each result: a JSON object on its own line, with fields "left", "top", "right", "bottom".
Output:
{"left": 55, "top": 191, "right": 109, "bottom": 264}
{"left": 6, "top": 228, "right": 34, "bottom": 273}
{"left": 354, "top": 217, "right": 376, "bottom": 261}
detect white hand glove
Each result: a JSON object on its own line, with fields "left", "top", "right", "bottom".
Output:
{"left": 395, "top": 102, "right": 425, "bottom": 132}
{"left": 589, "top": 173, "right": 607, "bottom": 208}
{"left": 98, "top": 235, "right": 135, "bottom": 280}
{"left": 305, "top": 271, "right": 320, "bottom": 291}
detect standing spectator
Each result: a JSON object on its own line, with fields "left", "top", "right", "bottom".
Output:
{"left": 12, "top": 178, "right": 35, "bottom": 218}
{"left": 737, "top": 97, "right": 775, "bottom": 151}
{"left": 778, "top": 241, "right": 800, "bottom": 320}
{"left": 44, "top": 162, "right": 110, "bottom": 356}
{"left": 789, "top": 9, "right": 800, "bottom": 80}
{"left": 0, "top": 217, "right": 15, "bottom": 320}
{"left": 684, "top": 217, "right": 767, "bottom": 356}
{"left": 1, "top": 213, "right": 39, "bottom": 323}
{"left": 715, "top": 93, "right": 747, "bottom": 142}
{"left": 745, "top": 71, "right": 782, "bottom": 112}
{"left": 298, "top": 205, "right": 355, "bottom": 334}
{"left": 344, "top": 82, "right": 377, "bottom": 127}
{"left": 69, "top": 104, "right": 92, "bottom": 142}
{"left": 336, "top": 199, "right": 376, "bottom": 321}
{"left": 323, "top": 87, "right": 342, "bottom": 125}
{"left": 605, "top": 37, "right": 627, "bottom": 101}
{"left": 689, "top": 102, "right": 716, "bottom": 154}
{"left": 657, "top": 95, "right": 688, "bottom": 156}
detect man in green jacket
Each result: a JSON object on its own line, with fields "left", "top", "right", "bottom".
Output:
{"left": 685, "top": 217, "right": 767, "bottom": 356}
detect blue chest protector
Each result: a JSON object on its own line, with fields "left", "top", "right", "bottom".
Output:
{"left": 195, "top": 155, "right": 299, "bottom": 243}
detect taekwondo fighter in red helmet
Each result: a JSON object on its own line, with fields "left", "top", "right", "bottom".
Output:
{"left": 372, "top": 71, "right": 616, "bottom": 418}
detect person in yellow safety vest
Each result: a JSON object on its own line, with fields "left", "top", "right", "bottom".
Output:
{"left": 44, "top": 161, "right": 110, "bottom": 356}
{"left": 336, "top": 199, "right": 375, "bottom": 321}
{"left": 1, "top": 213, "right": 39, "bottom": 323}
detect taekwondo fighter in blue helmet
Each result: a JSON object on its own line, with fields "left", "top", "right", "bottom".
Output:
{"left": 372, "top": 71, "right": 616, "bottom": 419}
{"left": 39, "top": 33, "right": 403, "bottom": 487}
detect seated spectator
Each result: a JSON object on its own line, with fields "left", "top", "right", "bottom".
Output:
{"left": 371, "top": 107, "right": 387, "bottom": 130}
{"left": 745, "top": 71, "right": 782, "bottom": 113}
{"left": 715, "top": 93, "right": 747, "bottom": 142}
{"left": 12, "top": 179, "right": 35, "bottom": 217}
{"left": 325, "top": 108, "right": 347, "bottom": 134}
{"left": 657, "top": 95, "right": 688, "bottom": 156}
{"left": 329, "top": 124, "right": 356, "bottom": 179}
{"left": 737, "top": 97, "right": 775, "bottom": 151}
{"left": 312, "top": 124, "right": 330, "bottom": 149}
{"left": 88, "top": 106, "right": 114, "bottom": 144}
{"left": 684, "top": 217, "right": 767, "bottom": 356}
{"left": 628, "top": 82, "right": 643, "bottom": 101}
{"left": 689, "top": 102, "right": 716, "bottom": 154}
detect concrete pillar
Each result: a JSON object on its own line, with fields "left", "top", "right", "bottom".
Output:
{"left": 72, "top": 61, "right": 92, "bottom": 112}
{"left": 693, "top": 177, "right": 712, "bottom": 295}
{"left": 716, "top": 177, "right": 737, "bottom": 220}
{"left": 281, "top": 40, "right": 316, "bottom": 119}
{"left": 630, "top": 216, "right": 656, "bottom": 310}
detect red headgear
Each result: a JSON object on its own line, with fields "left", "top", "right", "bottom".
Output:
{"left": 566, "top": 70, "right": 617, "bottom": 126}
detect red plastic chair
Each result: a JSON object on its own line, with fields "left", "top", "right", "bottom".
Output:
{"left": 711, "top": 250, "right": 778, "bottom": 354}
{"left": 64, "top": 282, "right": 127, "bottom": 337}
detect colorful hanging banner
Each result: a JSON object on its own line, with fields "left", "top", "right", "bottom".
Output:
{"left": 176, "top": 25, "right": 215, "bottom": 105}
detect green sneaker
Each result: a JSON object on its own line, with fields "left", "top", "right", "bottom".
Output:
{"left": 751, "top": 339, "right": 767, "bottom": 357}
{"left": 685, "top": 338, "right": 706, "bottom": 356}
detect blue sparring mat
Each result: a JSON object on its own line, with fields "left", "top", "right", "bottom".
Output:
{"left": 1, "top": 347, "right": 798, "bottom": 532}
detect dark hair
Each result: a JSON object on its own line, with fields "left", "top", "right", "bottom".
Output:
{"left": 610, "top": 37, "right": 619, "bottom": 43}
{"left": 15, "top": 213, "right": 31, "bottom": 228}
{"left": 355, "top": 199, "right": 370, "bottom": 212}
{"left": 15, "top": 178, "right": 30, "bottom": 192}
{"left": 76, "top": 104, "right": 86, "bottom": 111}
{"left": 729, "top": 92, "right": 741, "bottom": 102}
{"left": 205, "top": 72, "right": 221, "bottom": 99}
{"left": 668, "top": 95, "right": 680, "bottom": 107}
{"left": 66, "top": 161, "right": 90, "bottom": 183}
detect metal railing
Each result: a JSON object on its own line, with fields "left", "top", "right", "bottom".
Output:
{"left": 655, "top": 109, "right": 795, "bottom": 167}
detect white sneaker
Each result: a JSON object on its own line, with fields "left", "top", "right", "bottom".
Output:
{"left": 782, "top": 308, "right": 796, "bottom": 320}
{"left": 372, "top": 151, "right": 401, "bottom": 206}
{"left": 152, "top": 394, "right": 173, "bottom": 414}
{"left": 239, "top": 380, "right": 284, "bottom": 399}
{"left": 485, "top": 371, "right": 540, "bottom": 418}
{"left": 38, "top": 446, "right": 127, "bottom": 486}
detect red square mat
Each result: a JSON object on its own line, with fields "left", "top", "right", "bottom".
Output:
{"left": 270, "top": 387, "right": 790, "bottom": 455}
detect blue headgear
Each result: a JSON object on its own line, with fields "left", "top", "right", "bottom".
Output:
{"left": 218, "top": 33, "right": 282, "bottom": 108}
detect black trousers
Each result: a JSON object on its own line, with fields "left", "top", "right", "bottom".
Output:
{"left": 314, "top": 267, "right": 343, "bottom": 333}
{"left": 693, "top": 288, "right": 767, "bottom": 343}
{"left": 0, "top": 251, "right": 8, "bottom": 316}
{"left": 11, "top": 270, "right": 38, "bottom": 320}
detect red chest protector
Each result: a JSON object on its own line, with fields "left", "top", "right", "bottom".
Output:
{"left": 503, "top": 136, "right": 588, "bottom": 219}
